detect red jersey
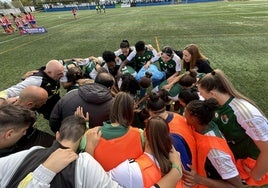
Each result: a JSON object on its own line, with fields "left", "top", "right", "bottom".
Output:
{"left": 72, "top": 9, "right": 77, "bottom": 14}
{"left": 15, "top": 18, "right": 23, "bottom": 28}
{"left": 19, "top": 17, "right": 28, "bottom": 25}
{"left": 25, "top": 14, "right": 31, "bottom": 21}
{"left": 3, "top": 16, "right": 11, "bottom": 24}
{"left": 29, "top": 14, "right": 35, "bottom": 21}
{"left": 0, "top": 18, "right": 6, "bottom": 26}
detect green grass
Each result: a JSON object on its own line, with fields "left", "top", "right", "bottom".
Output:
{"left": 1, "top": 2, "right": 267, "bottom": 112}
{"left": 1, "top": 1, "right": 267, "bottom": 117}
{"left": 1, "top": 3, "right": 268, "bottom": 112}
{"left": 0, "top": 2, "right": 268, "bottom": 187}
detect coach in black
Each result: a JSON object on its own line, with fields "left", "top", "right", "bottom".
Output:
{"left": 0, "top": 60, "right": 64, "bottom": 120}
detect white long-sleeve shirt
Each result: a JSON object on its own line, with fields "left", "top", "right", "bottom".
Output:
{"left": 0, "top": 147, "right": 121, "bottom": 188}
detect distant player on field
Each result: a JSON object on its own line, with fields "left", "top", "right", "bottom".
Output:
{"left": 72, "top": 8, "right": 77, "bottom": 20}
{"left": 95, "top": 3, "right": 100, "bottom": 13}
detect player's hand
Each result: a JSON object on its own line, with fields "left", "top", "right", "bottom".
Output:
{"left": 85, "top": 126, "right": 102, "bottom": 155}
{"left": 144, "top": 61, "right": 151, "bottom": 69}
{"left": 21, "top": 70, "right": 38, "bottom": 81}
{"left": 43, "top": 148, "right": 78, "bottom": 173}
{"left": 75, "top": 106, "right": 89, "bottom": 123}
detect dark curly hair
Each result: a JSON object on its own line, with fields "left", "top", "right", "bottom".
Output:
{"left": 120, "top": 73, "right": 140, "bottom": 95}
{"left": 186, "top": 98, "right": 219, "bottom": 125}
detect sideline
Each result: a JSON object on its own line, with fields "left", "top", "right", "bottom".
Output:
{"left": 0, "top": 13, "right": 90, "bottom": 51}
{"left": 0, "top": 35, "right": 48, "bottom": 55}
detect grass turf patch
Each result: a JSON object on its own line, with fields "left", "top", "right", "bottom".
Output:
{"left": 0, "top": 1, "right": 267, "bottom": 128}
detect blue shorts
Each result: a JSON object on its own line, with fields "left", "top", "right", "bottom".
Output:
{"left": 1, "top": 25, "right": 8, "bottom": 29}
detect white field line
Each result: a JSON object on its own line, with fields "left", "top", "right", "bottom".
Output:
{"left": 0, "top": 14, "right": 91, "bottom": 45}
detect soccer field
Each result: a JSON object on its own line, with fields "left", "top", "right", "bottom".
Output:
{"left": 0, "top": 1, "right": 267, "bottom": 118}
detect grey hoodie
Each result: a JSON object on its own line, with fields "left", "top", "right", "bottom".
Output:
{"left": 49, "top": 83, "right": 113, "bottom": 133}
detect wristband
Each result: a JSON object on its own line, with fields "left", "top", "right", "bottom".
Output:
{"left": 86, "top": 122, "right": 89, "bottom": 129}
{"left": 172, "top": 163, "right": 182, "bottom": 175}
{"left": 153, "top": 183, "right": 160, "bottom": 188}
